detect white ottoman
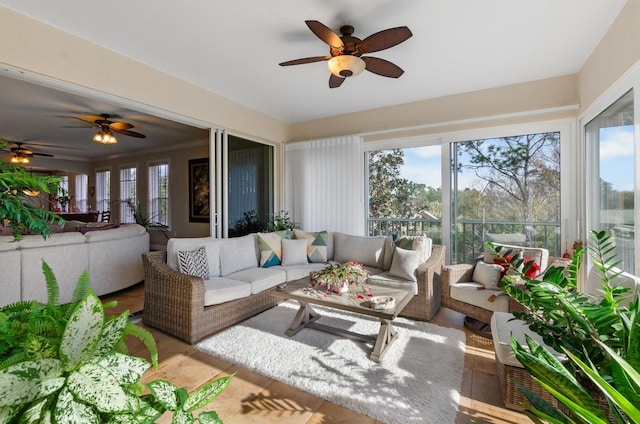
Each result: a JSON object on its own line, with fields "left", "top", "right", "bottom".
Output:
{"left": 490, "top": 312, "right": 563, "bottom": 410}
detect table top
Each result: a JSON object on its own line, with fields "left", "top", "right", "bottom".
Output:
{"left": 272, "top": 276, "right": 414, "bottom": 320}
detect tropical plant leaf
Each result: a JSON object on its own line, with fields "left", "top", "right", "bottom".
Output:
{"left": 124, "top": 322, "right": 159, "bottom": 369}
{"left": 147, "top": 380, "right": 179, "bottom": 411}
{"left": 60, "top": 292, "right": 103, "bottom": 371}
{"left": 0, "top": 404, "right": 22, "bottom": 423}
{"left": 95, "top": 352, "right": 150, "bottom": 385}
{"left": 0, "top": 358, "right": 64, "bottom": 407}
{"left": 54, "top": 387, "right": 99, "bottom": 423}
{"left": 68, "top": 270, "right": 92, "bottom": 310}
{"left": 94, "top": 312, "right": 129, "bottom": 358}
{"left": 18, "top": 396, "right": 51, "bottom": 423}
{"left": 40, "top": 261, "right": 60, "bottom": 307}
{"left": 67, "top": 363, "right": 133, "bottom": 414}
{"left": 171, "top": 408, "right": 195, "bottom": 424}
{"left": 533, "top": 376, "right": 609, "bottom": 423}
{"left": 197, "top": 410, "right": 223, "bottom": 424}
{"left": 183, "top": 375, "right": 233, "bottom": 412}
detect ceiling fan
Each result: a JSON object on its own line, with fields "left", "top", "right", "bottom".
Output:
{"left": 66, "top": 113, "right": 147, "bottom": 144}
{"left": 279, "top": 20, "right": 412, "bottom": 88}
{"left": 2, "top": 142, "right": 54, "bottom": 164}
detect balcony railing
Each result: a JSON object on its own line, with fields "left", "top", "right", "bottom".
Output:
{"left": 367, "top": 217, "right": 561, "bottom": 264}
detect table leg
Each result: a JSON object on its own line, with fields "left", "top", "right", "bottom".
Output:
{"left": 285, "top": 302, "right": 321, "bottom": 336}
{"left": 370, "top": 318, "right": 398, "bottom": 362}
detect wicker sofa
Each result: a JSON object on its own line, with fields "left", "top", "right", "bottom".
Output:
{"left": 142, "top": 231, "right": 445, "bottom": 344}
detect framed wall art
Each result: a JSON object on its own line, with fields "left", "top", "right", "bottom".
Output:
{"left": 188, "top": 158, "right": 210, "bottom": 223}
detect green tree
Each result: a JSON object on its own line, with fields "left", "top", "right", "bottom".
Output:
{"left": 368, "top": 149, "right": 413, "bottom": 218}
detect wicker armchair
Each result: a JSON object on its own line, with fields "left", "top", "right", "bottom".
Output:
{"left": 141, "top": 250, "right": 282, "bottom": 344}
{"left": 401, "top": 244, "right": 446, "bottom": 321}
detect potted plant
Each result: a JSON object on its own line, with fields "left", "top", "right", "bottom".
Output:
{"left": 0, "top": 261, "right": 231, "bottom": 422}
{"left": 310, "top": 261, "right": 371, "bottom": 297}
{"left": 498, "top": 230, "right": 640, "bottom": 420}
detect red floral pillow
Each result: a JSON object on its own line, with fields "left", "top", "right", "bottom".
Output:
{"left": 524, "top": 260, "right": 541, "bottom": 278}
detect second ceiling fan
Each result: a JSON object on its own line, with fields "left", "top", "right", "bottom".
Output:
{"left": 279, "top": 20, "right": 412, "bottom": 88}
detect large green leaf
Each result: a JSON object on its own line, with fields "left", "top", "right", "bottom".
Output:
{"left": 147, "top": 380, "right": 179, "bottom": 411}
{"left": 171, "top": 408, "right": 194, "bottom": 424}
{"left": 95, "top": 352, "right": 150, "bottom": 385}
{"left": 54, "top": 387, "right": 99, "bottom": 423}
{"left": 183, "top": 375, "right": 233, "bottom": 412}
{"left": 60, "top": 292, "right": 104, "bottom": 371}
{"left": 67, "top": 363, "right": 133, "bottom": 414}
{"left": 197, "top": 410, "right": 223, "bottom": 424}
{"left": 94, "top": 312, "right": 129, "bottom": 358}
{"left": 0, "top": 358, "right": 64, "bottom": 407}
{"left": 19, "top": 396, "right": 50, "bottom": 424}
{"left": 0, "top": 404, "right": 22, "bottom": 423}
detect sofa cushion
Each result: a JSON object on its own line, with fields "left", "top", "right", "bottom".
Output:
{"left": 472, "top": 261, "right": 504, "bottom": 290}
{"left": 18, "top": 232, "right": 86, "bottom": 249}
{"left": 333, "top": 233, "right": 386, "bottom": 268}
{"left": 281, "top": 239, "right": 309, "bottom": 266}
{"left": 177, "top": 246, "right": 209, "bottom": 279}
{"left": 394, "top": 235, "right": 432, "bottom": 263}
{"left": 388, "top": 246, "right": 421, "bottom": 282}
{"left": 78, "top": 222, "right": 120, "bottom": 234}
{"left": 293, "top": 230, "right": 328, "bottom": 263}
{"left": 280, "top": 263, "right": 328, "bottom": 282}
{"left": 491, "top": 312, "right": 565, "bottom": 367}
{"left": 225, "top": 267, "right": 286, "bottom": 294}
{"left": 203, "top": 277, "right": 252, "bottom": 306}
{"left": 257, "top": 232, "right": 284, "bottom": 268}
{"left": 167, "top": 237, "right": 221, "bottom": 277}
{"left": 368, "top": 272, "right": 419, "bottom": 295}
{"left": 220, "top": 234, "right": 259, "bottom": 275}
{"left": 450, "top": 282, "right": 510, "bottom": 312}
{"left": 0, "top": 236, "right": 18, "bottom": 252}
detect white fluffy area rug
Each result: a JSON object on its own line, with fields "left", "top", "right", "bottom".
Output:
{"left": 195, "top": 300, "right": 466, "bottom": 424}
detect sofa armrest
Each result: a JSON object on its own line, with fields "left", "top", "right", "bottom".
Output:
{"left": 142, "top": 251, "right": 205, "bottom": 340}
{"left": 402, "top": 244, "right": 445, "bottom": 321}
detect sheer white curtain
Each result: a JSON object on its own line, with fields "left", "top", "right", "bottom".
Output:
{"left": 284, "top": 135, "right": 365, "bottom": 235}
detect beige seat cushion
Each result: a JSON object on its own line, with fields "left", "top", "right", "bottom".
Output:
{"left": 449, "top": 282, "right": 510, "bottom": 312}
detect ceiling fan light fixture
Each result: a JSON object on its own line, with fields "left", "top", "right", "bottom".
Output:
{"left": 93, "top": 129, "right": 117, "bottom": 145}
{"left": 10, "top": 154, "right": 29, "bottom": 164}
{"left": 327, "top": 55, "right": 366, "bottom": 78}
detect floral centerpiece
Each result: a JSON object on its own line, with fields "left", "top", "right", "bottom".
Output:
{"left": 310, "top": 261, "right": 372, "bottom": 298}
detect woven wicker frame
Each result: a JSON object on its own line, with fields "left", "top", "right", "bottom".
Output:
{"left": 142, "top": 251, "right": 283, "bottom": 344}
{"left": 142, "top": 245, "right": 445, "bottom": 344}
{"left": 495, "top": 353, "right": 558, "bottom": 410}
{"left": 441, "top": 261, "right": 495, "bottom": 324}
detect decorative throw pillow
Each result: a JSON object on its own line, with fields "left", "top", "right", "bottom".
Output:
{"left": 394, "top": 235, "right": 432, "bottom": 263}
{"left": 472, "top": 260, "right": 504, "bottom": 290}
{"left": 177, "top": 246, "right": 210, "bottom": 279}
{"left": 257, "top": 232, "right": 285, "bottom": 268}
{"left": 293, "top": 229, "right": 328, "bottom": 263}
{"left": 388, "top": 247, "right": 421, "bottom": 282}
{"left": 524, "top": 259, "right": 541, "bottom": 278}
{"left": 281, "top": 239, "right": 309, "bottom": 266}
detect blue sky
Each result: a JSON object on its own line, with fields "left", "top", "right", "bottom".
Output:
{"left": 397, "top": 126, "right": 635, "bottom": 192}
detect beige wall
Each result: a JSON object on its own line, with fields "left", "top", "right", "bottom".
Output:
{"left": 578, "top": 0, "right": 640, "bottom": 113}
{"left": 0, "top": 6, "right": 288, "bottom": 145}
{"left": 91, "top": 140, "right": 211, "bottom": 244}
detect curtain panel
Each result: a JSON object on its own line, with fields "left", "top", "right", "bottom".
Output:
{"left": 284, "top": 135, "right": 365, "bottom": 235}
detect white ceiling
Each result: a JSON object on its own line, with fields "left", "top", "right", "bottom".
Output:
{"left": 0, "top": 0, "right": 628, "bottom": 161}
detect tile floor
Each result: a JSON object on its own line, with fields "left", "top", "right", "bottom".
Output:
{"left": 102, "top": 285, "right": 531, "bottom": 423}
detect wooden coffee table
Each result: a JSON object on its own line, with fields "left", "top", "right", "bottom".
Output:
{"left": 272, "top": 276, "right": 414, "bottom": 362}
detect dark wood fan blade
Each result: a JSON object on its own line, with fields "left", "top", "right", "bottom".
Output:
{"left": 306, "top": 20, "right": 344, "bottom": 49}
{"left": 329, "top": 74, "right": 346, "bottom": 88}
{"left": 359, "top": 26, "right": 412, "bottom": 54}
{"left": 279, "top": 56, "right": 331, "bottom": 66}
{"left": 32, "top": 152, "right": 54, "bottom": 157}
{"left": 113, "top": 128, "right": 147, "bottom": 138}
{"left": 71, "top": 115, "right": 102, "bottom": 125}
{"left": 362, "top": 57, "right": 404, "bottom": 78}
{"left": 110, "top": 121, "right": 134, "bottom": 130}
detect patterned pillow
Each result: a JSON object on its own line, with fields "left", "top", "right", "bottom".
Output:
{"left": 293, "top": 229, "right": 328, "bottom": 263}
{"left": 394, "top": 235, "right": 432, "bottom": 263}
{"left": 177, "top": 246, "right": 210, "bottom": 279}
{"left": 257, "top": 232, "right": 287, "bottom": 268}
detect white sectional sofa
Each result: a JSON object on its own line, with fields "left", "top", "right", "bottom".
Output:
{"left": 142, "top": 230, "right": 445, "bottom": 344}
{"left": 0, "top": 224, "right": 150, "bottom": 306}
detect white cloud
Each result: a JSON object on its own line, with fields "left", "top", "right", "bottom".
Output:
{"left": 400, "top": 163, "right": 442, "bottom": 187}
{"left": 600, "top": 127, "right": 634, "bottom": 161}
{"left": 410, "top": 145, "right": 441, "bottom": 159}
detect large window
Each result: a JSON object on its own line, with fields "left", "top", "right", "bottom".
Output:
{"left": 586, "top": 90, "right": 635, "bottom": 274}
{"left": 120, "top": 166, "right": 137, "bottom": 223}
{"left": 75, "top": 174, "right": 88, "bottom": 212}
{"left": 450, "top": 132, "right": 561, "bottom": 263}
{"left": 367, "top": 145, "right": 442, "bottom": 243}
{"left": 95, "top": 169, "right": 110, "bottom": 214}
{"left": 149, "top": 162, "right": 169, "bottom": 227}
